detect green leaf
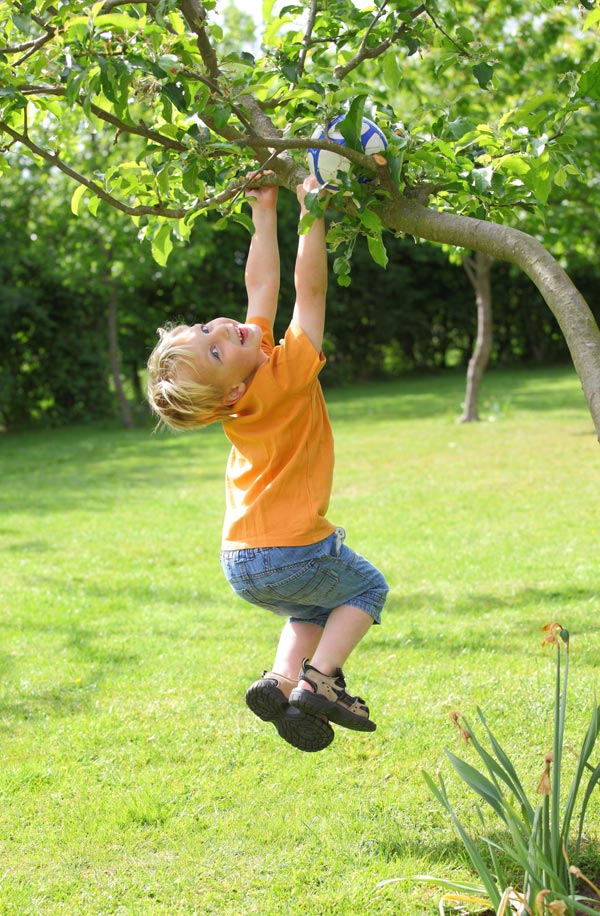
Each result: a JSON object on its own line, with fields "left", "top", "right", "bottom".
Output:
{"left": 445, "top": 751, "right": 506, "bottom": 819}
{"left": 151, "top": 223, "right": 174, "bottom": 266}
{"left": 495, "top": 154, "right": 531, "bottom": 177}
{"left": 448, "top": 117, "right": 475, "bottom": 140}
{"left": 367, "top": 233, "right": 388, "bottom": 269}
{"left": 473, "top": 62, "right": 494, "bottom": 90}
{"left": 182, "top": 160, "right": 199, "bottom": 194}
{"left": 338, "top": 96, "right": 367, "bottom": 152}
{"left": 93, "top": 13, "right": 142, "bottom": 32}
{"left": 212, "top": 105, "right": 232, "bottom": 129}
{"left": 230, "top": 212, "right": 255, "bottom": 234}
{"left": 523, "top": 160, "right": 552, "bottom": 205}
{"left": 471, "top": 166, "right": 493, "bottom": 194}
{"left": 553, "top": 169, "right": 567, "bottom": 188}
{"left": 162, "top": 81, "right": 187, "bottom": 112}
{"left": 383, "top": 53, "right": 401, "bottom": 91}
{"left": 578, "top": 61, "right": 600, "bottom": 100}
{"left": 70, "top": 184, "right": 86, "bottom": 216}
{"left": 359, "top": 209, "right": 382, "bottom": 233}
{"left": 423, "top": 772, "right": 502, "bottom": 908}
{"left": 582, "top": 7, "right": 600, "bottom": 29}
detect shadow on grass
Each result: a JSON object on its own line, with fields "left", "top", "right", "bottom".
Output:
{"left": 325, "top": 366, "right": 587, "bottom": 423}
{"left": 373, "top": 586, "right": 600, "bottom": 656}
{"left": 0, "top": 623, "right": 140, "bottom": 732}
{"left": 0, "top": 423, "right": 227, "bottom": 516}
{"left": 0, "top": 367, "right": 590, "bottom": 517}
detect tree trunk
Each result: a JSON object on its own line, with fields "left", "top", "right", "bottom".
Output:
{"left": 378, "top": 187, "right": 600, "bottom": 442}
{"left": 130, "top": 361, "right": 143, "bottom": 403}
{"left": 460, "top": 252, "right": 494, "bottom": 423}
{"left": 102, "top": 258, "right": 134, "bottom": 430}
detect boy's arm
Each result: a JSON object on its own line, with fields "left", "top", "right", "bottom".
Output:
{"left": 292, "top": 177, "right": 328, "bottom": 353}
{"left": 245, "top": 181, "right": 280, "bottom": 326}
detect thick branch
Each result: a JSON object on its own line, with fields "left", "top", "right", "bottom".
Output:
{"left": 177, "top": 0, "right": 220, "bottom": 81}
{"left": 377, "top": 178, "right": 600, "bottom": 440}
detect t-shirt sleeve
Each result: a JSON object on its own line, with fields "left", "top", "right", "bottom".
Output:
{"left": 253, "top": 316, "right": 275, "bottom": 356}
{"left": 269, "top": 320, "right": 326, "bottom": 394}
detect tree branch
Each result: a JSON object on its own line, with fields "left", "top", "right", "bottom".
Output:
{"left": 296, "top": 0, "right": 318, "bottom": 80}
{"left": 0, "top": 119, "right": 248, "bottom": 217}
{"left": 333, "top": 4, "right": 427, "bottom": 80}
{"left": 17, "top": 84, "right": 189, "bottom": 151}
{"left": 376, "top": 172, "right": 600, "bottom": 440}
{"left": 177, "top": 0, "right": 220, "bottom": 81}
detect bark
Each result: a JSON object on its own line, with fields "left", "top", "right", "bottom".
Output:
{"left": 101, "top": 254, "right": 134, "bottom": 430}
{"left": 460, "top": 252, "right": 494, "bottom": 423}
{"left": 377, "top": 184, "right": 600, "bottom": 441}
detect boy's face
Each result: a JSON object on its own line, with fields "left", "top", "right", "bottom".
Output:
{"left": 174, "top": 317, "right": 266, "bottom": 405}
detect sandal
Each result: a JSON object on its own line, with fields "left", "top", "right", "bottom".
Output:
{"left": 245, "top": 672, "right": 335, "bottom": 752}
{"left": 288, "top": 660, "right": 376, "bottom": 732}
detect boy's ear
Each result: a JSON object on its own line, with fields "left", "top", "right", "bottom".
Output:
{"left": 222, "top": 382, "right": 246, "bottom": 407}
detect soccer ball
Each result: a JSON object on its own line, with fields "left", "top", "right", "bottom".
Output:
{"left": 307, "top": 114, "right": 387, "bottom": 189}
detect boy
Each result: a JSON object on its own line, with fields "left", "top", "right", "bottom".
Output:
{"left": 147, "top": 175, "right": 388, "bottom": 752}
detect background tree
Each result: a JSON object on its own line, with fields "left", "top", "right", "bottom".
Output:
{"left": 1, "top": 0, "right": 600, "bottom": 435}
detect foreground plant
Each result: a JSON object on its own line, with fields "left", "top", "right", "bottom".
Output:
{"left": 388, "top": 623, "right": 600, "bottom": 915}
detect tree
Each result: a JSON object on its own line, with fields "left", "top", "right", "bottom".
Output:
{"left": 460, "top": 251, "right": 493, "bottom": 422}
{"left": 2, "top": 0, "right": 600, "bottom": 437}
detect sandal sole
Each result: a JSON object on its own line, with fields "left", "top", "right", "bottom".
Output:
{"left": 245, "top": 680, "right": 335, "bottom": 752}
{"left": 289, "top": 688, "right": 376, "bottom": 732}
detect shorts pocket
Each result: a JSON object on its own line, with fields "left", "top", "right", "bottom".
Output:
{"left": 263, "top": 558, "right": 340, "bottom": 604}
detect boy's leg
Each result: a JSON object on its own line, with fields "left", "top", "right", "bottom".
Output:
{"left": 271, "top": 619, "right": 323, "bottom": 694}
{"left": 289, "top": 604, "right": 376, "bottom": 732}
{"left": 302, "top": 604, "right": 373, "bottom": 679}
{"left": 245, "top": 619, "right": 334, "bottom": 752}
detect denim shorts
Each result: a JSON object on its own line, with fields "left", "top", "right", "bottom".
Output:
{"left": 220, "top": 527, "right": 388, "bottom": 629}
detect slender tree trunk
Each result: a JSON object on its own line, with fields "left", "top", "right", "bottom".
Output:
{"left": 130, "top": 361, "right": 143, "bottom": 403}
{"left": 98, "top": 240, "right": 134, "bottom": 429}
{"left": 106, "top": 281, "right": 134, "bottom": 429}
{"left": 460, "top": 252, "right": 494, "bottom": 423}
{"left": 378, "top": 187, "right": 600, "bottom": 442}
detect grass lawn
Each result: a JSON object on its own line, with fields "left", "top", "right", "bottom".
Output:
{"left": 0, "top": 366, "right": 599, "bottom": 916}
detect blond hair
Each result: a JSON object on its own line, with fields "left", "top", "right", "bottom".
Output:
{"left": 146, "top": 324, "right": 232, "bottom": 430}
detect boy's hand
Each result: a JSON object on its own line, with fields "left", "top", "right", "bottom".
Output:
{"left": 296, "top": 174, "right": 331, "bottom": 215}
{"left": 245, "top": 170, "right": 279, "bottom": 209}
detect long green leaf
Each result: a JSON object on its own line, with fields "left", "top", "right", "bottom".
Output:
{"left": 475, "top": 708, "right": 535, "bottom": 821}
{"left": 445, "top": 751, "right": 506, "bottom": 820}
{"left": 563, "top": 701, "right": 599, "bottom": 843}
{"left": 423, "top": 772, "right": 502, "bottom": 908}
{"left": 575, "top": 759, "right": 600, "bottom": 860}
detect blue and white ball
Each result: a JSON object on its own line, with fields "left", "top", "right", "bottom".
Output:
{"left": 307, "top": 114, "right": 387, "bottom": 189}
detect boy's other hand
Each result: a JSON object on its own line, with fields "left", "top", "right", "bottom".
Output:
{"left": 296, "top": 175, "right": 331, "bottom": 214}
{"left": 245, "top": 170, "right": 279, "bottom": 209}
{"left": 296, "top": 174, "right": 320, "bottom": 207}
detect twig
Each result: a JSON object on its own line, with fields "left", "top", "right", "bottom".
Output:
{"left": 296, "top": 0, "right": 318, "bottom": 80}
{"left": 333, "top": 4, "right": 426, "bottom": 80}
{"left": 425, "top": 7, "right": 472, "bottom": 57}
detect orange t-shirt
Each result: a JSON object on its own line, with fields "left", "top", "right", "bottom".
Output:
{"left": 221, "top": 317, "right": 337, "bottom": 549}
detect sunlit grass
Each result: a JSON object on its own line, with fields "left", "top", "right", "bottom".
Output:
{"left": 0, "top": 366, "right": 598, "bottom": 915}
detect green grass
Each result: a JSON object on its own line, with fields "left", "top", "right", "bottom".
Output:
{"left": 0, "top": 366, "right": 599, "bottom": 916}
